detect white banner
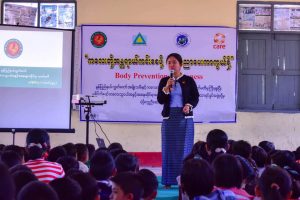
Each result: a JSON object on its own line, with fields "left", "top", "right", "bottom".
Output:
{"left": 80, "top": 25, "right": 236, "bottom": 123}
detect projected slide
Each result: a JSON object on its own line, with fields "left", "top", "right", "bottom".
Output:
{"left": 0, "top": 25, "right": 72, "bottom": 130}
{"left": 0, "top": 30, "right": 63, "bottom": 88}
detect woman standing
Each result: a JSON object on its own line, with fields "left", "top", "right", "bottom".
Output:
{"left": 157, "top": 53, "right": 199, "bottom": 187}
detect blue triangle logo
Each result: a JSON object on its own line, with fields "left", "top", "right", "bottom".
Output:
{"left": 133, "top": 33, "right": 146, "bottom": 45}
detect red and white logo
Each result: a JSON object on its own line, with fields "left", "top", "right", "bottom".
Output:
{"left": 213, "top": 33, "right": 226, "bottom": 49}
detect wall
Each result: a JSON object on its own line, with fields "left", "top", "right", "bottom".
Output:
{"left": 1, "top": 0, "right": 300, "bottom": 151}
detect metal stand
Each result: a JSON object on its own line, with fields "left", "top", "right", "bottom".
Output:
{"left": 12, "top": 129, "right": 16, "bottom": 145}
{"left": 75, "top": 96, "right": 107, "bottom": 145}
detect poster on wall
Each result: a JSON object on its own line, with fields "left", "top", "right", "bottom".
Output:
{"left": 239, "top": 4, "right": 271, "bottom": 31}
{"left": 3, "top": 2, "right": 38, "bottom": 26}
{"left": 274, "top": 5, "right": 300, "bottom": 31}
{"left": 40, "top": 3, "right": 75, "bottom": 29}
{"left": 80, "top": 25, "right": 237, "bottom": 123}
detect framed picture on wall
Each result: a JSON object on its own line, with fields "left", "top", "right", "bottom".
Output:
{"left": 239, "top": 4, "right": 272, "bottom": 31}
{"left": 40, "top": 2, "right": 76, "bottom": 29}
{"left": 274, "top": 4, "right": 300, "bottom": 31}
{"left": 2, "top": 2, "right": 38, "bottom": 26}
{"left": 1, "top": 0, "right": 76, "bottom": 30}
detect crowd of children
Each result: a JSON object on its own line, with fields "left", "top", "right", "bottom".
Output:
{"left": 0, "top": 128, "right": 300, "bottom": 200}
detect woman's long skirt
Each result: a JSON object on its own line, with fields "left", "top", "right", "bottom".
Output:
{"left": 161, "top": 107, "right": 194, "bottom": 185}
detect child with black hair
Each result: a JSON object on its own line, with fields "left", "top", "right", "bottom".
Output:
{"left": 11, "top": 170, "right": 37, "bottom": 197}
{"left": 138, "top": 169, "right": 158, "bottom": 200}
{"left": 256, "top": 166, "right": 292, "bottom": 200}
{"left": 180, "top": 158, "right": 214, "bottom": 199}
{"left": 258, "top": 141, "right": 275, "bottom": 154}
{"left": 70, "top": 171, "right": 100, "bottom": 200}
{"left": 115, "top": 153, "right": 139, "bottom": 174}
{"left": 0, "top": 162, "right": 15, "bottom": 200}
{"left": 24, "top": 129, "right": 65, "bottom": 183}
{"left": 252, "top": 146, "right": 268, "bottom": 177}
{"left": 4, "top": 145, "right": 25, "bottom": 163}
{"left": 17, "top": 181, "right": 59, "bottom": 200}
{"left": 1, "top": 150, "right": 22, "bottom": 168}
{"left": 9, "top": 164, "right": 32, "bottom": 175}
{"left": 75, "top": 143, "right": 89, "bottom": 172}
{"left": 205, "top": 129, "right": 229, "bottom": 163}
{"left": 90, "top": 150, "right": 116, "bottom": 200}
{"left": 110, "top": 172, "right": 144, "bottom": 200}
{"left": 110, "top": 148, "right": 128, "bottom": 159}
{"left": 183, "top": 141, "right": 208, "bottom": 162}
{"left": 47, "top": 146, "right": 67, "bottom": 162}
{"left": 57, "top": 155, "right": 79, "bottom": 174}
{"left": 49, "top": 177, "right": 82, "bottom": 200}
{"left": 108, "top": 142, "right": 123, "bottom": 151}
{"left": 213, "top": 154, "right": 253, "bottom": 199}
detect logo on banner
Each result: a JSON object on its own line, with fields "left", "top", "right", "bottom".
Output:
{"left": 133, "top": 33, "right": 147, "bottom": 45}
{"left": 4, "top": 39, "right": 23, "bottom": 58}
{"left": 90, "top": 32, "right": 107, "bottom": 48}
{"left": 175, "top": 33, "right": 190, "bottom": 47}
{"left": 213, "top": 33, "right": 226, "bottom": 49}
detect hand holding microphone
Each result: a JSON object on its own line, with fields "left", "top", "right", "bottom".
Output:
{"left": 164, "top": 70, "right": 175, "bottom": 92}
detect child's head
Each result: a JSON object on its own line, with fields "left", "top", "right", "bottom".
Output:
{"left": 108, "top": 142, "right": 123, "bottom": 151}
{"left": 206, "top": 129, "right": 228, "bottom": 151}
{"left": 75, "top": 143, "right": 89, "bottom": 163}
{"left": 213, "top": 154, "right": 243, "bottom": 189}
{"left": 271, "top": 150, "right": 295, "bottom": 168}
{"left": 17, "top": 181, "right": 58, "bottom": 200}
{"left": 62, "top": 143, "right": 77, "bottom": 158}
{"left": 70, "top": 172, "right": 100, "bottom": 200}
{"left": 138, "top": 169, "right": 158, "bottom": 200}
{"left": 252, "top": 146, "right": 268, "bottom": 168}
{"left": 1, "top": 150, "right": 22, "bottom": 168}
{"left": 26, "top": 129, "right": 50, "bottom": 159}
{"left": 115, "top": 153, "right": 139, "bottom": 174}
{"left": 89, "top": 150, "right": 115, "bottom": 180}
{"left": 258, "top": 141, "right": 275, "bottom": 154}
{"left": 0, "top": 162, "right": 15, "bottom": 200}
{"left": 57, "top": 156, "right": 79, "bottom": 173}
{"left": 257, "top": 166, "right": 292, "bottom": 200}
{"left": 49, "top": 177, "right": 82, "bottom": 200}
{"left": 3, "top": 145, "right": 25, "bottom": 163}
{"left": 232, "top": 140, "right": 252, "bottom": 159}
{"left": 206, "top": 129, "right": 229, "bottom": 162}
{"left": 181, "top": 158, "right": 214, "bottom": 199}
{"left": 47, "top": 146, "right": 67, "bottom": 162}
{"left": 110, "top": 172, "right": 144, "bottom": 200}
{"left": 11, "top": 170, "right": 37, "bottom": 197}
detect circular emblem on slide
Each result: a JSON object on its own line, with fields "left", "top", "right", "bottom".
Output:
{"left": 4, "top": 39, "right": 23, "bottom": 58}
{"left": 90, "top": 32, "right": 107, "bottom": 48}
{"left": 176, "top": 33, "right": 190, "bottom": 47}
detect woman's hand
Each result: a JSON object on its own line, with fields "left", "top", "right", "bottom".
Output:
{"left": 163, "top": 78, "right": 175, "bottom": 93}
{"left": 183, "top": 104, "right": 190, "bottom": 114}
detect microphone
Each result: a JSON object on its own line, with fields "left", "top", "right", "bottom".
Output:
{"left": 170, "top": 70, "right": 174, "bottom": 79}
{"left": 170, "top": 70, "right": 175, "bottom": 89}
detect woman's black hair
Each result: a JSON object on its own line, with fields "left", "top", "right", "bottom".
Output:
{"left": 166, "top": 53, "right": 183, "bottom": 65}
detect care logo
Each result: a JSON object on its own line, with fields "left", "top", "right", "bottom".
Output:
{"left": 175, "top": 33, "right": 190, "bottom": 48}
{"left": 90, "top": 32, "right": 107, "bottom": 48}
{"left": 4, "top": 39, "right": 23, "bottom": 58}
{"left": 213, "top": 33, "right": 226, "bottom": 49}
{"left": 133, "top": 33, "right": 147, "bottom": 45}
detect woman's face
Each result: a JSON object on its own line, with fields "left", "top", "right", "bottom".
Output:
{"left": 167, "top": 56, "right": 182, "bottom": 73}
